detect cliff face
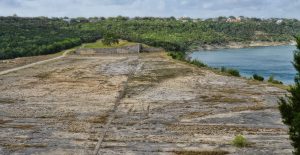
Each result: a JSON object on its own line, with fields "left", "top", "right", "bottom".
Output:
{"left": 0, "top": 51, "right": 292, "bottom": 154}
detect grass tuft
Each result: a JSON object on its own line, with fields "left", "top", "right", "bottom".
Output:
{"left": 221, "top": 67, "right": 240, "bottom": 77}
{"left": 232, "top": 134, "right": 249, "bottom": 147}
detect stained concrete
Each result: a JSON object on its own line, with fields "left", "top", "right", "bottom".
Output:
{"left": 0, "top": 52, "right": 293, "bottom": 155}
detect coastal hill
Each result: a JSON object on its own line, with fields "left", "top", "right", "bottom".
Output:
{"left": 0, "top": 43, "right": 292, "bottom": 154}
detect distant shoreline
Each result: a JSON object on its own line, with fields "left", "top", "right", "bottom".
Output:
{"left": 195, "top": 41, "right": 294, "bottom": 51}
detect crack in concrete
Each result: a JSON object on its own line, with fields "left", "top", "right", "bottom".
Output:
{"left": 93, "top": 57, "right": 142, "bottom": 155}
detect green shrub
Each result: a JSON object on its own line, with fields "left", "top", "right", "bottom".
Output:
{"left": 102, "top": 33, "right": 119, "bottom": 46}
{"left": 253, "top": 74, "right": 264, "bottom": 81}
{"left": 220, "top": 67, "right": 240, "bottom": 77}
{"left": 221, "top": 67, "right": 240, "bottom": 77}
{"left": 227, "top": 69, "right": 240, "bottom": 77}
{"left": 268, "top": 75, "right": 283, "bottom": 84}
{"left": 168, "top": 52, "right": 207, "bottom": 68}
{"left": 221, "top": 66, "right": 226, "bottom": 72}
{"left": 168, "top": 52, "right": 186, "bottom": 61}
{"left": 189, "top": 59, "right": 207, "bottom": 67}
{"left": 232, "top": 135, "right": 249, "bottom": 147}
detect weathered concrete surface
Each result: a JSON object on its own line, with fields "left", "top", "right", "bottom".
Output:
{"left": 0, "top": 52, "right": 293, "bottom": 155}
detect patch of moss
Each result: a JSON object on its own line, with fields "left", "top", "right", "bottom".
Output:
{"left": 0, "top": 119, "right": 12, "bottom": 124}
{"left": 2, "top": 143, "right": 47, "bottom": 151}
{"left": 232, "top": 101, "right": 266, "bottom": 111}
{"left": 180, "top": 112, "right": 212, "bottom": 119}
{"left": 35, "top": 72, "right": 52, "bottom": 79}
{"left": 174, "top": 150, "right": 229, "bottom": 155}
{"left": 148, "top": 67, "right": 193, "bottom": 83}
{"left": 202, "top": 95, "right": 246, "bottom": 103}
{"left": 0, "top": 98, "right": 15, "bottom": 104}
{"left": 9, "top": 124, "right": 35, "bottom": 130}
{"left": 127, "top": 67, "right": 193, "bottom": 97}
{"left": 88, "top": 114, "right": 109, "bottom": 124}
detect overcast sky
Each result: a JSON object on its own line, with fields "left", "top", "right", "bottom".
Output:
{"left": 1, "top": 0, "right": 300, "bottom": 19}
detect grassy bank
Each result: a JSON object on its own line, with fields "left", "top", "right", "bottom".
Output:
{"left": 83, "top": 40, "right": 138, "bottom": 48}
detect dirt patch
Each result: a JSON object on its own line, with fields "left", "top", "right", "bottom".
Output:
{"left": 67, "top": 121, "right": 89, "bottom": 133}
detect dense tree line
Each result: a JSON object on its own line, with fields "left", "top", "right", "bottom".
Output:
{"left": 1, "top": 16, "right": 300, "bottom": 59}
{"left": 0, "top": 17, "right": 100, "bottom": 59}
{"left": 81, "top": 17, "right": 300, "bottom": 51}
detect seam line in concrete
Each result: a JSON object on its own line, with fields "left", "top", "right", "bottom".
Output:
{"left": 93, "top": 57, "right": 141, "bottom": 155}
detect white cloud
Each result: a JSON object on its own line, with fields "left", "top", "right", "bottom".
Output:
{"left": 0, "top": 0, "right": 299, "bottom": 19}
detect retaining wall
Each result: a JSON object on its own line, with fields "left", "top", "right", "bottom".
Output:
{"left": 76, "top": 44, "right": 163, "bottom": 55}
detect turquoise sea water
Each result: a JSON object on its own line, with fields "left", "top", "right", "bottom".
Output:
{"left": 190, "top": 45, "right": 297, "bottom": 84}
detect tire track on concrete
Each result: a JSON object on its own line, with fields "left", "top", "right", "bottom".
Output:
{"left": 93, "top": 56, "right": 143, "bottom": 155}
{"left": 0, "top": 49, "right": 72, "bottom": 76}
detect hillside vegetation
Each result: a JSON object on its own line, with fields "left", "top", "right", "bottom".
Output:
{"left": 1, "top": 16, "right": 300, "bottom": 59}
{"left": 0, "top": 17, "right": 100, "bottom": 59}
{"left": 83, "top": 17, "right": 300, "bottom": 51}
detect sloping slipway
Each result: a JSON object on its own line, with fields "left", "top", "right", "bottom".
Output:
{"left": 0, "top": 50, "right": 293, "bottom": 155}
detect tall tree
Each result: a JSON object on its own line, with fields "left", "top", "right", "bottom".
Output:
{"left": 279, "top": 36, "right": 300, "bottom": 155}
{"left": 102, "top": 33, "right": 119, "bottom": 46}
